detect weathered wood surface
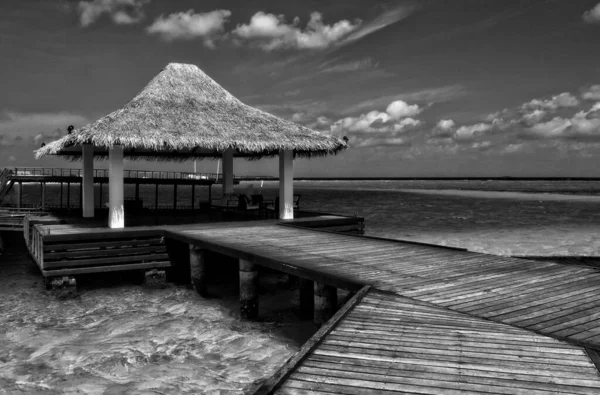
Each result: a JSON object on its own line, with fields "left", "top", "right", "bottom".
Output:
{"left": 167, "top": 223, "right": 600, "bottom": 350}
{"left": 267, "top": 290, "right": 600, "bottom": 395}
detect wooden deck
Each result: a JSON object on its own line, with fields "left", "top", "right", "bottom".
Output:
{"left": 162, "top": 222, "right": 600, "bottom": 393}
{"left": 258, "top": 288, "right": 600, "bottom": 394}
{"left": 167, "top": 223, "right": 600, "bottom": 350}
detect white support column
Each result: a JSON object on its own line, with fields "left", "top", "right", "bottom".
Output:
{"left": 108, "top": 145, "right": 124, "bottom": 228}
{"left": 279, "top": 149, "right": 294, "bottom": 220}
{"left": 82, "top": 144, "right": 95, "bottom": 218}
{"left": 222, "top": 148, "right": 234, "bottom": 195}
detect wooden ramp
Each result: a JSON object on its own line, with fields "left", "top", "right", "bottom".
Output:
{"left": 257, "top": 288, "right": 600, "bottom": 394}
{"left": 166, "top": 223, "right": 600, "bottom": 350}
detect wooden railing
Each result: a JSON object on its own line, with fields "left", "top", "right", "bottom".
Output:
{"left": 10, "top": 167, "right": 224, "bottom": 180}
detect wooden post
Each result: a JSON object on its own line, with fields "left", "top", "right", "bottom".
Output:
{"left": 173, "top": 184, "right": 177, "bottom": 210}
{"left": 191, "top": 184, "right": 195, "bottom": 210}
{"left": 155, "top": 184, "right": 159, "bottom": 210}
{"left": 60, "top": 182, "right": 63, "bottom": 209}
{"left": 314, "top": 282, "right": 337, "bottom": 327}
{"left": 108, "top": 145, "right": 124, "bottom": 228}
{"left": 40, "top": 182, "right": 46, "bottom": 210}
{"left": 239, "top": 259, "right": 258, "bottom": 319}
{"left": 222, "top": 148, "right": 234, "bottom": 195}
{"left": 82, "top": 144, "right": 94, "bottom": 217}
{"left": 66, "top": 182, "right": 70, "bottom": 209}
{"left": 299, "top": 278, "right": 314, "bottom": 318}
{"left": 189, "top": 246, "right": 207, "bottom": 296}
{"left": 279, "top": 149, "right": 294, "bottom": 219}
{"left": 17, "top": 181, "right": 22, "bottom": 208}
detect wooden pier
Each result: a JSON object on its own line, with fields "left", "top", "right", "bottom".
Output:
{"left": 8, "top": 211, "right": 600, "bottom": 393}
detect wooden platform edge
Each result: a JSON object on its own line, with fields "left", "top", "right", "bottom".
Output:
{"left": 253, "top": 285, "right": 372, "bottom": 395}
{"left": 280, "top": 221, "right": 468, "bottom": 252}
{"left": 585, "top": 348, "right": 600, "bottom": 374}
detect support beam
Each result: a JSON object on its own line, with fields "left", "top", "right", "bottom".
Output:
{"left": 40, "top": 182, "right": 46, "bottom": 210}
{"left": 191, "top": 185, "right": 195, "bottom": 210}
{"left": 189, "top": 246, "right": 207, "bottom": 296}
{"left": 82, "top": 144, "right": 94, "bottom": 217}
{"left": 299, "top": 278, "right": 314, "bottom": 318}
{"left": 239, "top": 259, "right": 258, "bottom": 319}
{"left": 314, "top": 282, "right": 337, "bottom": 327}
{"left": 108, "top": 145, "right": 124, "bottom": 228}
{"left": 173, "top": 184, "right": 177, "bottom": 210}
{"left": 279, "top": 149, "right": 294, "bottom": 219}
{"left": 222, "top": 148, "right": 234, "bottom": 195}
{"left": 155, "top": 184, "right": 159, "bottom": 210}
{"left": 17, "top": 182, "right": 22, "bottom": 208}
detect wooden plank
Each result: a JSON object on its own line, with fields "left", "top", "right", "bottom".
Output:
{"left": 44, "top": 238, "right": 164, "bottom": 252}
{"left": 254, "top": 286, "right": 371, "bottom": 395}
{"left": 44, "top": 245, "right": 166, "bottom": 260}
{"left": 42, "top": 261, "right": 171, "bottom": 276}
{"left": 42, "top": 253, "right": 169, "bottom": 269}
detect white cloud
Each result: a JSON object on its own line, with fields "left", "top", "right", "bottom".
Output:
{"left": 436, "top": 119, "right": 455, "bottom": 130}
{"left": 583, "top": 3, "right": 600, "bottom": 24}
{"left": 522, "top": 92, "right": 579, "bottom": 111}
{"left": 329, "top": 98, "right": 424, "bottom": 148}
{"left": 146, "top": 9, "right": 231, "bottom": 47}
{"left": 77, "top": 0, "right": 149, "bottom": 27}
{"left": 342, "top": 6, "right": 414, "bottom": 45}
{"left": 454, "top": 123, "right": 493, "bottom": 141}
{"left": 231, "top": 11, "right": 361, "bottom": 51}
{"left": 385, "top": 100, "right": 421, "bottom": 119}
{"left": 319, "top": 57, "right": 378, "bottom": 73}
{"left": 582, "top": 85, "right": 600, "bottom": 101}
{"left": 521, "top": 109, "right": 547, "bottom": 125}
{"left": 524, "top": 109, "right": 600, "bottom": 140}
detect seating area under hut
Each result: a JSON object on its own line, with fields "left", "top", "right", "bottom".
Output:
{"left": 35, "top": 63, "right": 347, "bottom": 228}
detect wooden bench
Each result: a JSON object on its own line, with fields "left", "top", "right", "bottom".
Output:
{"left": 33, "top": 225, "right": 170, "bottom": 277}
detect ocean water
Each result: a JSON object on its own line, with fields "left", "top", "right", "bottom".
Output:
{"left": 2, "top": 179, "right": 600, "bottom": 394}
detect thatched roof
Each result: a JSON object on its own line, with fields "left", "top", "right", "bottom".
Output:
{"left": 35, "top": 63, "right": 347, "bottom": 161}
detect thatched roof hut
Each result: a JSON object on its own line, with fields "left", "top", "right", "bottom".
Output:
{"left": 35, "top": 63, "right": 347, "bottom": 160}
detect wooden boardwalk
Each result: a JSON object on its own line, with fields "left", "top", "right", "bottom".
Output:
{"left": 167, "top": 223, "right": 600, "bottom": 350}
{"left": 258, "top": 288, "right": 600, "bottom": 394}
{"left": 164, "top": 222, "right": 600, "bottom": 393}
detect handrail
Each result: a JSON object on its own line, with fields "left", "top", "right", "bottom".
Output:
{"left": 10, "top": 167, "right": 227, "bottom": 181}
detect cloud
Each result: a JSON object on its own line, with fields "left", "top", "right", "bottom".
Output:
{"left": 330, "top": 100, "right": 423, "bottom": 148}
{"left": 454, "top": 123, "right": 493, "bottom": 141}
{"left": 343, "top": 85, "right": 465, "bottom": 115}
{"left": 319, "top": 57, "right": 379, "bottom": 73}
{"left": 521, "top": 109, "right": 547, "bottom": 125}
{"left": 231, "top": 11, "right": 361, "bottom": 51}
{"left": 77, "top": 0, "right": 149, "bottom": 27}
{"left": 386, "top": 100, "right": 421, "bottom": 119}
{"left": 436, "top": 119, "right": 455, "bottom": 131}
{"left": 522, "top": 106, "right": 600, "bottom": 141}
{"left": 342, "top": 6, "right": 415, "bottom": 45}
{"left": 0, "top": 111, "right": 89, "bottom": 148}
{"left": 521, "top": 92, "right": 579, "bottom": 111}
{"left": 583, "top": 3, "right": 600, "bottom": 24}
{"left": 582, "top": 85, "right": 600, "bottom": 101}
{"left": 146, "top": 9, "right": 231, "bottom": 47}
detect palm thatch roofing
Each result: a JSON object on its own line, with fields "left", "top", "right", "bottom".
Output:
{"left": 35, "top": 63, "right": 347, "bottom": 161}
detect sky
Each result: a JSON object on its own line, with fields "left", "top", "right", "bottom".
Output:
{"left": 1, "top": 0, "right": 600, "bottom": 177}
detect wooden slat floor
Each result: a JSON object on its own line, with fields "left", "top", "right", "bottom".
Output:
{"left": 271, "top": 290, "right": 600, "bottom": 395}
{"left": 167, "top": 223, "right": 600, "bottom": 350}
